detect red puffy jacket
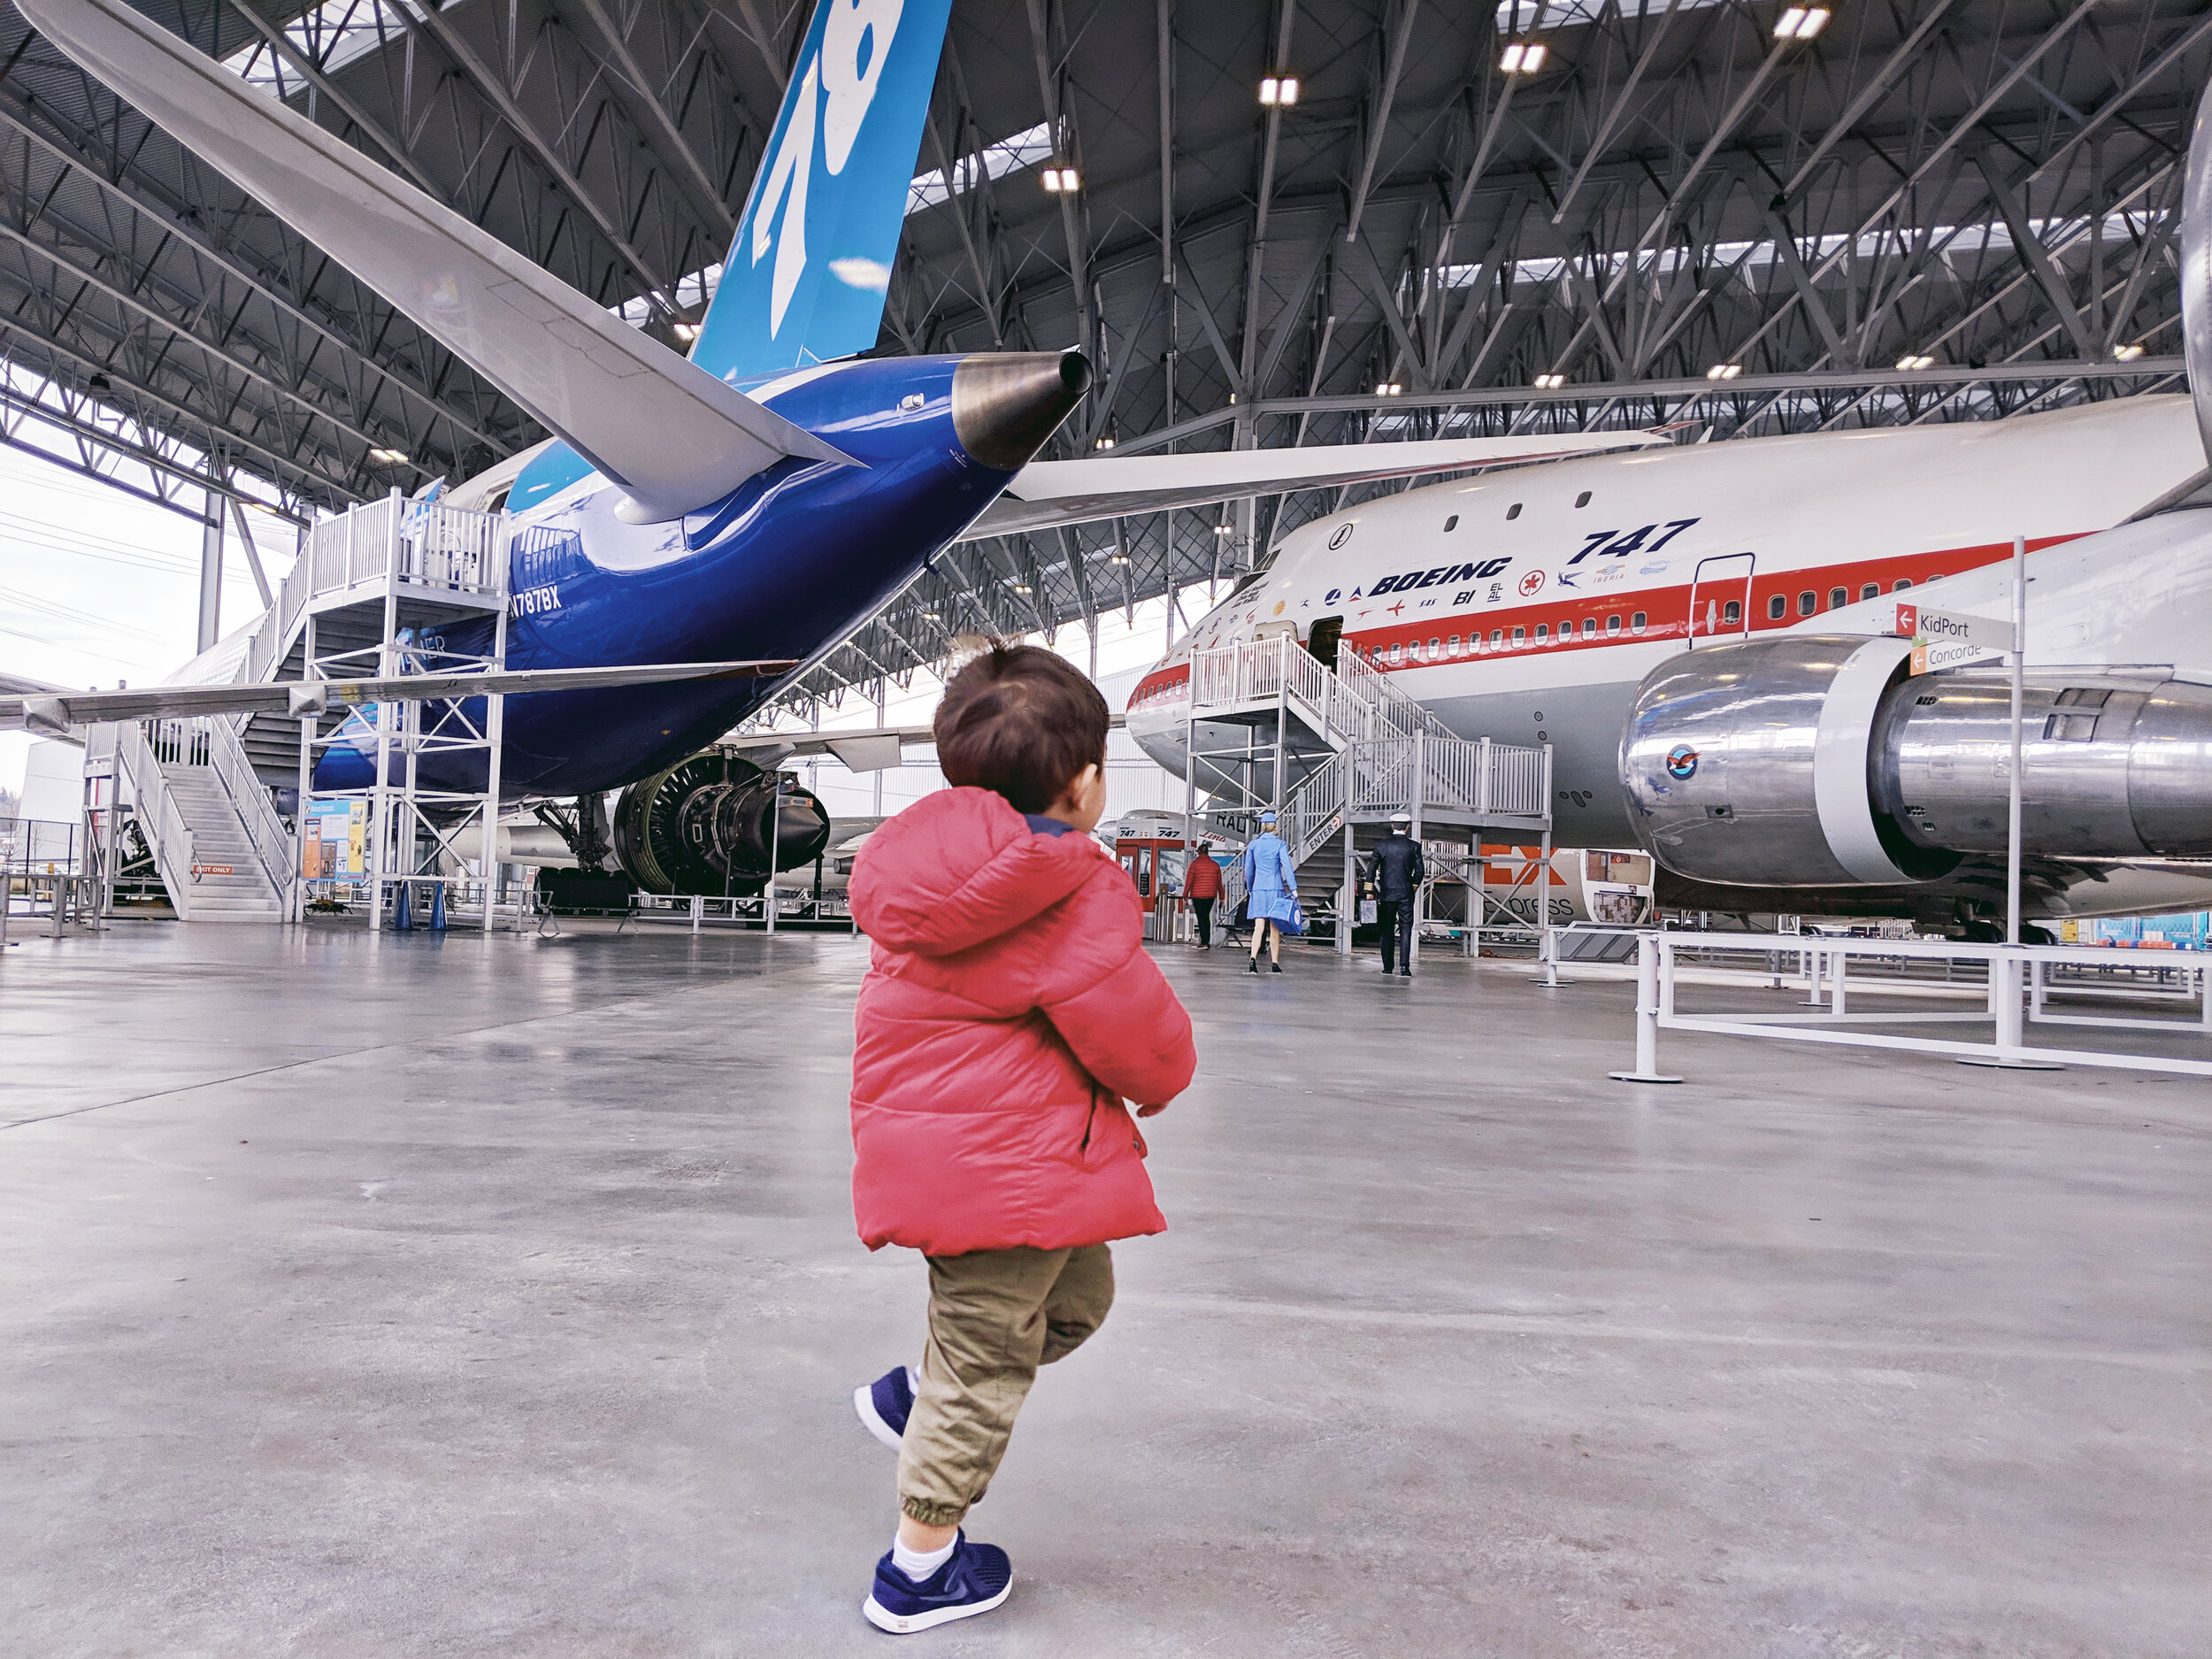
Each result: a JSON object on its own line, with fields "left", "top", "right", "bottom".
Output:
{"left": 848, "top": 787, "right": 1196, "bottom": 1256}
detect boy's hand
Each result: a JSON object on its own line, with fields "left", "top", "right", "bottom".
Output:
{"left": 1135, "top": 1102, "right": 1170, "bottom": 1118}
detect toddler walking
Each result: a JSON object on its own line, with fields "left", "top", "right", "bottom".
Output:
{"left": 843, "top": 644, "right": 1196, "bottom": 1632}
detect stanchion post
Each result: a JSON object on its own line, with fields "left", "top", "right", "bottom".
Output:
{"left": 1609, "top": 933, "right": 1683, "bottom": 1084}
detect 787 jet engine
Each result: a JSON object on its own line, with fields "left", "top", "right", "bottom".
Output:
{"left": 610, "top": 750, "right": 833, "bottom": 895}
{"left": 1619, "top": 634, "right": 2212, "bottom": 889}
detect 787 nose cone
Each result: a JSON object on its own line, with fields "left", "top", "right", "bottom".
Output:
{"left": 951, "top": 350, "right": 1091, "bottom": 471}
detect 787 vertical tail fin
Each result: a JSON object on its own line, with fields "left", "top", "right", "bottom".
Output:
{"left": 692, "top": 0, "right": 956, "bottom": 385}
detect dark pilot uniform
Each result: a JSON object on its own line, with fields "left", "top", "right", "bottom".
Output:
{"left": 1369, "top": 829, "right": 1425, "bottom": 974}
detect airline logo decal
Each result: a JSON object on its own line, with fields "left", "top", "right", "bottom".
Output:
{"left": 1328, "top": 524, "right": 1354, "bottom": 549}
{"left": 1665, "top": 744, "right": 1699, "bottom": 780}
{"left": 1517, "top": 569, "right": 1546, "bottom": 596}
{"left": 1371, "top": 558, "right": 1511, "bottom": 595}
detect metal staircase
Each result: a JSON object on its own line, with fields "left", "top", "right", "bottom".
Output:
{"left": 89, "top": 717, "right": 293, "bottom": 921}
{"left": 88, "top": 490, "right": 513, "bottom": 925}
{"left": 1177, "top": 633, "right": 1551, "bottom": 950}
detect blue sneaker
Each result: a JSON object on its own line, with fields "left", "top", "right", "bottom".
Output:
{"left": 853, "top": 1365, "right": 916, "bottom": 1451}
{"left": 862, "top": 1533, "right": 1013, "bottom": 1633}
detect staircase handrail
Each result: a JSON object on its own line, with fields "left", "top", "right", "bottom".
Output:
{"left": 1335, "top": 646, "right": 1459, "bottom": 743}
{"left": 201, "top": 714, "right": 296, "bottom": 900}
{"left": 111, "top": 719, "right": 198, "bottom": 920}
{"left": 1282, "top": 749, "right": 1350, "bottom": 867}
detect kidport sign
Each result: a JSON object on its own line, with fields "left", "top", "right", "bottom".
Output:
{"left": 1893, "top": 601, "right": 2016, "bottom": 674}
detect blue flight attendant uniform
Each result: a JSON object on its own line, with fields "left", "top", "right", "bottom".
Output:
{"left": 1242, "top": 832, "right": 1298, "bottom": 925}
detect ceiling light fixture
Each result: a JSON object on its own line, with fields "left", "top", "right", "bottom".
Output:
{"left": 1895, "top": 353, "right": 1935, "bottom": 371}
{"left": 1774, "top": 7, "right": 1830, "bottom": 41}
{"left": 2114, "top": 342, "right": 2147, "bottom": 361}
{"left": 369, "top": 446, "right": 410, "bottom": 464}
{"left": 1532, "top": 373, "right": 1566, "bottom": 390}
{"left": 1374, "top": 381, "right": 1403, "bottom": 396}
{"left": 1499, "top": 40, "right": 1548, "bottom": 74}
{"left": 1258, "top": 75, "right": 1300, "bottom": 107}
{"left": 1705, "top": 363, "right": 1744, "bottom": 381}
{"left": 1041, "top": 164, "right": 1079, "bottom": 193}
{"left": 1095, "top": 435, "right": 1116, "bottom": 449}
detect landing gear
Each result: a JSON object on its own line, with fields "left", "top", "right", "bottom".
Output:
{"left": 534, "top": 792, "right": 613, "bottom": 872}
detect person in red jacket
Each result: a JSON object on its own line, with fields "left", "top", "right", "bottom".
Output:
{"left": 1183, "top": 841, "right": 1224, "bottom": 947}
{"left": 844, "top": 643, "right": 1197, "bottom": 1635}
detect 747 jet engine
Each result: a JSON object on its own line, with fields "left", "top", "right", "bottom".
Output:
{"left": 1619, "top": 634, "right": 2212, "bottom": 889}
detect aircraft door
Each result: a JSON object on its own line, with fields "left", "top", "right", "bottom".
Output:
{"left": 1307, "top": 615, "right": 1344, "bottom": 668}
{"left": 1688, "top": 553, "right": 1755, "bottom": 647}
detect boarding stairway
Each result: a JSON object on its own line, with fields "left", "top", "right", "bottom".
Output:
{"left": 94, "top": 491, "right": 513, "bottom": 923}
{"left": 1182, "top": 633, "right": 1550, "bottom": 937}
{"left": 88, "top": 717, "right": 293, "bottom": 921}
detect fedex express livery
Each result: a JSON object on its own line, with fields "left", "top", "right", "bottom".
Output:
{"left": 1127, "top": 394, "right": 2208, "bottom": 854}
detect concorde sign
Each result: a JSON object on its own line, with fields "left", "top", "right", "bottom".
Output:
{"left": 1893, "top": 601, "right": 2016, "bottom": 674}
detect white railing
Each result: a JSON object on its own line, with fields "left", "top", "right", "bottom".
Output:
{"left": 204, "top": 717, "right": 295, "bottom": 899}
{"left": 245, "top": 533, "right": 318, "bottom": 686}
{"left": 1334, "top": 643, "right": 1459, "bottom": 744}
{"left": 112, "top": 719, "right": 199, "bottom": 919}
{"left": 1610, "top": 930, "right": 2212, "bottom": 1083}
{"left": 243, "top": 494, "right": 511, "bottom": 697}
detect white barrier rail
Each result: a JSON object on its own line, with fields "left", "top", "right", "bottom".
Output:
{"left": 1608, "top": 930, "right": 2212, "bottom": 1080}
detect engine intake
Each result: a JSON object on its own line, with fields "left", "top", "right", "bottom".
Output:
{"left": 1619, "top": 634, "right": 2212, "bottom": 887}
{"left": 611, "top": 750, "right": 832, "bottom": 895}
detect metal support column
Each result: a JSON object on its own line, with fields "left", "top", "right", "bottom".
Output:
{"left": 1339, "top": 821, "right": 1355, "bottom": 956}
{"left": 1409, "top": 726, "right": 1425, "bottom": 970}
{"left": 294, "top": 612, "right": 317, "bottom": 923}
{"left": 196, "top": 490, "right": 224, "bottom": 654}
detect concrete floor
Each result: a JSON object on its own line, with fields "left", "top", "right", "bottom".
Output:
{"left": 1, "top": 919, "right": 2206, "bottom": 1658}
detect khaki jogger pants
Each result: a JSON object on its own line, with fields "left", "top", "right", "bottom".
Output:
{"left": 897, "top": 1243, "right": 1115, "bottom": 1528}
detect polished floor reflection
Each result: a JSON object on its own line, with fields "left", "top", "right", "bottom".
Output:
{"left": 2, "top": 922, "right": 2204, "bottom": 1657}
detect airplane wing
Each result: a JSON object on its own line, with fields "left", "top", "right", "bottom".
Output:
{"left": 960, "top": 431, "right": 1674, "bottom": 539}
{"left": 722, "top": 714, "right": 1125, "bottom": 772}
{"left": 18, "top": 0, "right": 854, "bottom": 520}
{"left": 2, "top": 660, "right": 797, "bottom": 735}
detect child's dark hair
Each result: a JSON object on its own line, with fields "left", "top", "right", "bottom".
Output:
{"left": 934, "top": 644, "right": 1110, "bottom": 814}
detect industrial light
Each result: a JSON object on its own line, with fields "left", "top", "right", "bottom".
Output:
{"left": 1213, "top": 523, "right": 1234, "bottom": 536}
{"left": 672, "top": 321, "right": 700, "bottom": 343}
{"left": 369, "top": 446, "right": 410, "bottom": 463}
{"left": 1109, "top": 552, "right": 1130, "bottom": 565}
{"left": 1258, "top": 75, "right": 1300, "bottom": 107}
{"left": 1374, "top": 380, "right": 1403, "bottom": 396}
{"left": 1041, "top": 164, "right": 1079, "bottom": 193}
{"left": 2115, "top": 342, "right": 2147, "bottom": 361}
{"left": 1500, "top": 40, "right": 1547, "bottom": 74}
{"left": 1895, "top": 353, "right": 1935, "bottom": 371}
{"left": 1094, "top": 435, "right": 1116, "bottom": 449}
{"left": 1774, "top": 7, "right": 1830, "bottom": 40}
{"left": 1705, "top": 363, "right": 1743, "bottom": 381}
{"left": 1532, "top": 373, "right": 1566, "bottom": 390}
{"left": 921, "top": 610, "right": 941, "bottom": 620}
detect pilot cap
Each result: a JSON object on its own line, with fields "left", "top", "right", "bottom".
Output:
{"left": 1390, "top": 811, "right": 1411, "bottom": 825}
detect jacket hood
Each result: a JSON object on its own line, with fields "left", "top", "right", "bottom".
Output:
{"left": 850, "top": 787, "right": 1103, "bottom": 957}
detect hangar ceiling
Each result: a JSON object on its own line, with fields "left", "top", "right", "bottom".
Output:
{"left": 1, "top": 0, "right": 2208, "bottom": 711}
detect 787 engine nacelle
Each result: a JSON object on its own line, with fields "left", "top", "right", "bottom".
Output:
{"left": 1618, "top": 634, "right": 2212, "bottom": 888}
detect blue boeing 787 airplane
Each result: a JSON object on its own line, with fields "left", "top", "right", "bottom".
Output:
{"left": 7, "top": 0, "right": 1661, "bottom": 890}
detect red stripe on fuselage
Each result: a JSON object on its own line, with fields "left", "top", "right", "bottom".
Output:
{"left": 1344, "top": 535, "right": 2078, "bottom": 668}
{"left": 1128, "top": 535, "right": 2080, "bottom": 710}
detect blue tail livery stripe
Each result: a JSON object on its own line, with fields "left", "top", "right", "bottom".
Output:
{"left": 692, "top": 0, "right": 955, "bottom": 386}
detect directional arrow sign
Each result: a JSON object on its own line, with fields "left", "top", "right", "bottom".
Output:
{"left": 1893, "top": 601, "right": 2016, "bottom": 674}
